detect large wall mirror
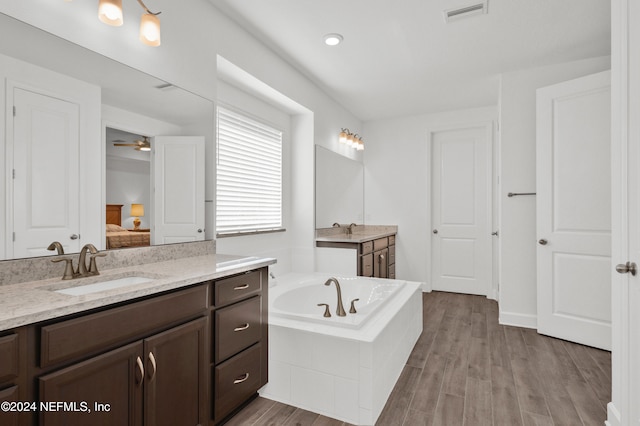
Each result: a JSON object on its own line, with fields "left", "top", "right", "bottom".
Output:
{"left": 0, "top": 13, "right": 214, "bottom": 261}
{"left": 315, "top": 146, "right": 364, "bottom": 228}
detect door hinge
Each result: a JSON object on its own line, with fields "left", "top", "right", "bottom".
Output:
{"left": 12, "top": 232, "right": 15, "bottom": 242}
{"left": 12, "top": 106, "right": 16, "bottom": 117}
{"left": 12, "top": 169, "right": 15, "bottom": 179}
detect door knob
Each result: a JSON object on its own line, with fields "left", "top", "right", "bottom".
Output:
{"left": 197, "top": 228, "right": 203, "bottom": 233}
{"left": 69, "top": 234, "right": 79, "bottom": 240}
{"left": 538, "top": 239, "right": 548, "bottom": 245}
{"left": 491, "top": 231, "right": 499, "bottom": 236}
{"left": 432, "top": 229, "right": 438, "bottom": 234}
{"left": 616, "top": 261, "right": 637, "bottom": 276}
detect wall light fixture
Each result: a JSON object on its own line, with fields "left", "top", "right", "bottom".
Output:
{"left": 339, "top": 128, "right": 364, "bottom": 151}
{"left": 96, "top": 0, "right": 162, "bottom": 46}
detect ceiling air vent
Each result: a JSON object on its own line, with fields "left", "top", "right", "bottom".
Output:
{"left": 443, "top": 2, "right": 488, "bottom": 23}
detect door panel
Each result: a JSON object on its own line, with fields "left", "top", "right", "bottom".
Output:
{"left": 12, "top": 87, "right": 80, "bottom": 257}
{"left": 431, "top": 125, "right": 492, "bottom": 296}
{"left": 536, "top": 70, "right": 611, "bottom": 350}
{"left": 151, "top": 136, "right": 205, "bottom": 245}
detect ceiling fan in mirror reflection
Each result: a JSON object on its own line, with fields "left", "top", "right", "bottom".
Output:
{"left": 113, "top": 136, "right": 151, "bottom": 152}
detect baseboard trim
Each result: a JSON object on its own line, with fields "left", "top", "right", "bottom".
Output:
{"left": 606, "top": 402, "right": 621, "bottom": 426}
{"left": 498, "top": 311, "right": 537, "bottom": 329}
{"left": 422, "top": 282, "right": 432, "bottom": 293}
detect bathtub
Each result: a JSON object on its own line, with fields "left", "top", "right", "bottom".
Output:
{"left": 270, "top": 275, "right": 405, "bottom": 329}
{"left": 260, "top": 273, "right": 423, "bottom": 425}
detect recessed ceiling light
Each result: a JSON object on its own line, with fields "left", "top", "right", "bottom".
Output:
{"left": 323, "top": 33, "right": 343, "bottom": 46}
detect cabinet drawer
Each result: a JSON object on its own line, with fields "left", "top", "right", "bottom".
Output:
{"left": 215, "top": 270, "right": 261, "bottom": 307}
{"left": 373, "top": 237, "right": 388, "bottom": 251}
{"left": 215, "top": 296, "right": 262, "bottom": 363}
{"left": 0, "top": 334, "right": 18, "bottom": 383}
{"left": 361, "top": 241, "right": 373, "bottom": 255}
{"left": 389, "top": 263, "right": 396, "bottom": 279}
{"left": 389, "top": 245, "right": 396, "bottom": 266}
{"left": 214, "top": 343, "right": 262, "bottom": 422}
{"left": 40, "top": 284, "right": 208, "bottom": 368}
{"left": 388, "top": 235, "right": 396, "bottom": 245}
{"left": 360, "top": 253, "right": 373, "bottom": 277}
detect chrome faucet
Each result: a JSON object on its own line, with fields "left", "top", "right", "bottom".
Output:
{"left": 324, "top": 277, "right": 346, "bottom": 317}
{"left": 47, "top": 241, "right": 65, "bottom": 255}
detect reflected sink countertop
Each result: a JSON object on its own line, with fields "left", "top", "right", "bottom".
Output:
{"left": 0, "top": 253, "right": 276, "bottom": 332}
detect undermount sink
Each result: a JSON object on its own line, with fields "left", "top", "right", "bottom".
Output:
{"left": 54, "top": 276, "right": 154, "bottom": 296}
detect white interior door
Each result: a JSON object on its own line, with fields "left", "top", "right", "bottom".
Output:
{"left": 11, "top": 87, "right": 80, "bottom": 258}
{"left": 151, "top": 136, "right": 205, "bottom": 245}
{"left": 536, "top": 71, "right": 611, "bottom": 350}
{"left": 430, "top": 124, "right": 492, "bottom": 296}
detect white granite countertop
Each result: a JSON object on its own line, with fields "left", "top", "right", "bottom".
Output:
{"left": 0, "top": 253, "right": 276, "bottom": 332}
{"left": 315, "top": 230, "right": 396, "bottom": 244}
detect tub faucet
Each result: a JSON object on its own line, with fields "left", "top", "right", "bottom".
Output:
{"left": 324, "top": 277, "right": 346, "bottom": 317}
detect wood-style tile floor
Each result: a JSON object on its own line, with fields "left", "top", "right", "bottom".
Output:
{"left": 225, "top": 291, "right": 611, "bottom": 426}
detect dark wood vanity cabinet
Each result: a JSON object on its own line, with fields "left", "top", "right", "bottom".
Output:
{"left": 3, "top": 265, "right": 268, "bottom": 426}
{"left": 359, "top": 235, "right": 396, "bottom": 279}
{"left": 0, "top": 329, "right": 26, "bottom": 426}
{"left": 211, "top": 268, "right": 268, "bottom": 424}
{"left": 32, "top": 284, "right": 209, "bottom": 426}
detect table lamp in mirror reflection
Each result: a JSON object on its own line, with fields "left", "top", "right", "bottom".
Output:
{"left": 130, "top": 203, "right": 144, "bottom": 230}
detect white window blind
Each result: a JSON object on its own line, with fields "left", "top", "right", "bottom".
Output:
{"left": 216, "top": 107, "right": 283, "bottom": 235}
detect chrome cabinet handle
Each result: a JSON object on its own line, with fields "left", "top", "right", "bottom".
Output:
{"left": 538, "top": 239, "right": 548, "bottom": 245}
{"left": 234, "top": 323, "right": 250, "bottom": 332}
{"left": 147, "top": 352, "right": 157, "bottom": 381}
{"left": 233, "top": 284, "right": 250, "bottom": 290}
{"left": 233, "top": 373, "right": 249, "bottom": 384}
{"left": 379, "top": 254, "right": 385, "bottom": 262}
{"left": 135, "top": 356, "right": 144, "bottom": 385}
{"left": 616, "top": 261, "right": 637, "bottom": 276}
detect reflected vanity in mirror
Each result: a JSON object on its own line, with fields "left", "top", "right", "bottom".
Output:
{"left": 0, "top": 13, "right": 214, "bottom": 260}
{"left": 314, "top": 145, "right": 364, "bottom": 228}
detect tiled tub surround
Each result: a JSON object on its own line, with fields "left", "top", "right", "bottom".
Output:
{"left": 0, "top": 241, "right": 275, "bottom": 331}
{"left": 259, "top": 273, "right": 423, "bottom": 425}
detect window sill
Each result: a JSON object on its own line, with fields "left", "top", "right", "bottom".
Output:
{"left": 216, "top": 228, "right": 286, "bottom": 238}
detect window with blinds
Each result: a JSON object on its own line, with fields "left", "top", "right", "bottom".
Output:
{"left": 216, "top": 106, "right": 283, "bottom": 235}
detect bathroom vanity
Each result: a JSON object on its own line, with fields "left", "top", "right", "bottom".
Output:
{"left": 315, "top": 226, "right": 397, "bottom": 279}
{"left": 0, "top": 248, "right": 274, "bottom": 426}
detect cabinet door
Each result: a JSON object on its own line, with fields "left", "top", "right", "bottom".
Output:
{"left": 0, "top": 386, "right": 19, "bottom": 426}
{"left": 143, "top": 317, "right": 207, "bottom": 426}
{"left": 373, "top": 248, "right": 388, "bottom": 278}
{"left": 40, "top": 342, "right": 143, "bottom": 426}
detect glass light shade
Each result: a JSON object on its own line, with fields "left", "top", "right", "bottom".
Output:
{"left": 140, "top": 13, "right": 161, "bottom": 47}
{"left": 98, "top": 0, "right": 123, "bottom": 26}
{"left": 130, "top": 203, "right": 145, "bottom": 217}
{"left": 356, "top": 140, "right": 364, "bottom": 151}
{"left": 346, "top": 133, "right": 355, "bottom": 147}
{"left": 138, "top": 146, "right": 151, "bottom": 152}
{"left": 339, "top": 130, "right": 348, "bottom": 144}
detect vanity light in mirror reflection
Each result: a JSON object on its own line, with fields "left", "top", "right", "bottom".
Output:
{"left": 0, "top": 13, "right": 214, "bottom": 261}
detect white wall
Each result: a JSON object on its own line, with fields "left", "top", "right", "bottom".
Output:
{"left": 363, "top": 106, "right": 498, "bottom": 284}
{"left": 498, "top": 56, "right": 611, "bottom": 328}
{"left": 106, "top": 159, "right": 151, "bottom": 229}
